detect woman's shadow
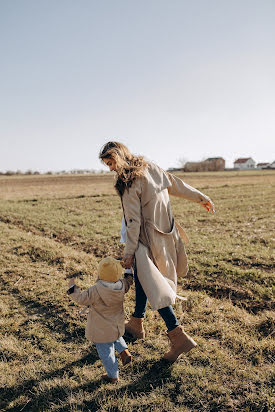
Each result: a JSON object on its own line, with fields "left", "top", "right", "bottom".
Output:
{"left": 2, "top": 348, "right": 173, "bottom": 412}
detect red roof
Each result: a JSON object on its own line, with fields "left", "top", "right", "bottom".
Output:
{"left": 234, "top": 158, "right": 252, "bottom": 164}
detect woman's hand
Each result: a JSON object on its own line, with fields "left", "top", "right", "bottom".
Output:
{"left": 201, "top": 199, "right": 215, "bottom": 214}
{"left": 123, "top": 254, "right": 135, "bottom": 269}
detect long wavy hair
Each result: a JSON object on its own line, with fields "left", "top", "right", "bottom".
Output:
{"left": 99, "top": 141, "right": 147, "bottom": 196}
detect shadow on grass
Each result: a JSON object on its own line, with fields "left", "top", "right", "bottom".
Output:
{"left": 0, "top": 274, "right": 85, "bottom": 343}
{"left": 0, "top": 350, "right": 99, "bottom": 412}
{"left": 1, "top": 277, "right": 173, "bottom": 411}
{"left": 69, "top": 359, "right": 174, "bottom": 412}
{"left": 0, "top": 277, "right": 171, "bottom": 411}
{"left": 3, "top": 358, "right": 174, "bottom": 412}
{"left": 0, "top": 275, "right": 98, "bottom": 411}
{"left": 185, "top": 277, "right": 274, "bottom": 314}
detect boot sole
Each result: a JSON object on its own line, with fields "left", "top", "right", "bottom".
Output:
{"left": 102, "top": 374, "right": 119, "bottom": 383}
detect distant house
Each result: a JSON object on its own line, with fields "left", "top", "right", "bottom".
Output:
{"left": 184, "top": 162, "right": 203, "bottom": 172}
{"left": 267, "top": 160, "right": 275, "bottom": 169}
{"left": 205, "top": 157, "right": 225, "bottom": 170}
{"left": 234, "top": 158, "right": 256, "bottom": 170}
{"left": 257, "top": 162, "right": 269, "bottom": 169}
{"left": 184, "top": 157, "right": 225, "bottom": 172}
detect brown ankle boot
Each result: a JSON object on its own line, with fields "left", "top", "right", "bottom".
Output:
{"left": 163, "top": 326, "right": 197, "bottom": 363}
{"left": 125, "top": 316, "right": 145, "bottom": 339}
{"left": 120, "top": 349, "right": 132, "bottom": 366}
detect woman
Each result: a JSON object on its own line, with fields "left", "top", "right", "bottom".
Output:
{"left": 99, "top": 141, "right": 214, "bottom": 363}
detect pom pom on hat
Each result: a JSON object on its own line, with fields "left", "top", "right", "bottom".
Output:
{"left": 98, "top": 257, "right": 123, "bottom": 282}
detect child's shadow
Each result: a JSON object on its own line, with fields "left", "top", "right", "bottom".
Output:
{"left": 59, "top": 358, "right": 174, "bottom": 412}
{"left": 123, "top": 334, "right": 173, "bottom": 390}
{"left": 128, "top": 358, "right": 173, "bottom": 390}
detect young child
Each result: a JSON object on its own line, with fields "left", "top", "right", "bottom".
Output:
{"left": 67, "top": 256, "right": 133, "bottom": 383}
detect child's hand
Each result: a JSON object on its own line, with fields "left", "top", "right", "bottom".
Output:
{"left": 123, "top": 254, "right": 134, "bottom": 269}
{"left": 68, "top": 278, "right": 75, "bottom": 288}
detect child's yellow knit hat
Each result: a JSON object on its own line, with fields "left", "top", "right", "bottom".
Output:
{"left": 98, "top": 257, "right": 123, "bottom": 282}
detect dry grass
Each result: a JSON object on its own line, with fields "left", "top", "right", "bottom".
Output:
{"left": 0, "top": 170, "right": 274, "bottom": 411}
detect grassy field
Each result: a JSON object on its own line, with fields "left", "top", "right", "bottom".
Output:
{"left": 0, "top": 170, "right": 274, "bottom": 412}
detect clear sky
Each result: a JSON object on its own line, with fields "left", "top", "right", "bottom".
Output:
{"left": 1, "top": 0, "right": 274, "bottom": 172}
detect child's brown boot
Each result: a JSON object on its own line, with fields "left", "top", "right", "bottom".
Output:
{"left": 102, "top": 374, "right": 119, "bottom": 383}
{"left": 125, "top": 316, "right": 145, "bottom": 339}
{"left": 120, "top": 349, "right": 132, "bottom": 366}
{"left": 163, "top": 326, "right": 197, "bottom": 363}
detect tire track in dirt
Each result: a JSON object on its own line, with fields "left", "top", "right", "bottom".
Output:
{"left": 0, "top": 214, "right": 123, "bottom": 260}
{"left": 1, "top": 215, "right": 273, "bottom": 315}
{"left": 184, "top": 279, "right": 274, "bottom": 314}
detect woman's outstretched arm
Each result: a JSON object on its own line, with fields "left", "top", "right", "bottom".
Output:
{"left": 166, "top": 172, "right": 215, "bottom": 214}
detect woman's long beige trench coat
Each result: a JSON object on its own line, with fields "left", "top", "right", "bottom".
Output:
{"left": 122, "top": 162, "right": 211, "bottom": 310}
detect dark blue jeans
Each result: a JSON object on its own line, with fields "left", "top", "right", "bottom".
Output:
{"left": 133, "top": 264, "right": 179, "bottom": 332}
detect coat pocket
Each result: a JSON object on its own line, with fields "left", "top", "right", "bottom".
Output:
{"left": 142, "top": 217, "right": 188, "bottom": 278}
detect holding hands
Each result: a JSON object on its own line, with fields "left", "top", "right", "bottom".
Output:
{"left": 123, "top": 254, "right": 135, "bottom": 269}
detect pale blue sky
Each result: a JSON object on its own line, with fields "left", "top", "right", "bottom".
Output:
{"left": 1, "top": 0, "right": 274, "bottom": 172}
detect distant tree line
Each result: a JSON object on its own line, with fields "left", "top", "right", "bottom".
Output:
{"left": 0, "top": 169, "right": 104, "bottom": 176}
